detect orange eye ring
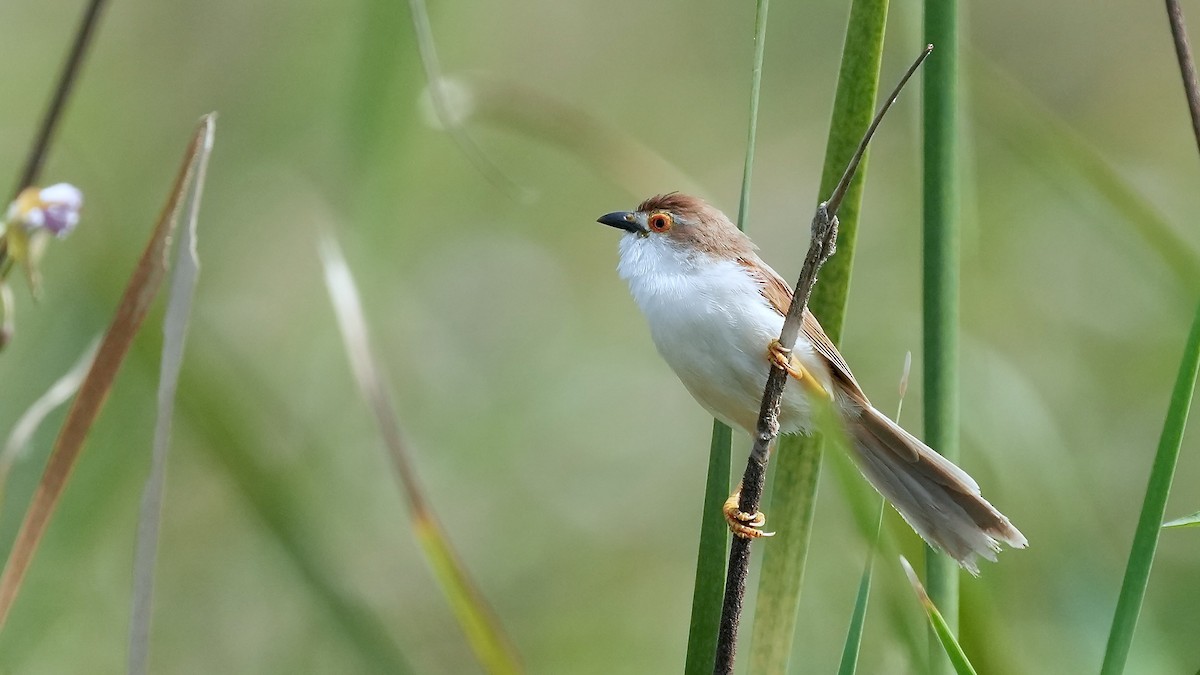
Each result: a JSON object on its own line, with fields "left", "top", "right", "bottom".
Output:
{"left": 648, "top": 212, "right": 673, "bottom": 232}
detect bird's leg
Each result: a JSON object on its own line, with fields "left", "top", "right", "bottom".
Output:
{"left": 767, "top": 339, "right": 807, "bottom": 378}
{"left": 724, "top": 482, "right": 774, "bottom": 539}
{"left": 767, "top": 339, "right": 829, "bottom": 399}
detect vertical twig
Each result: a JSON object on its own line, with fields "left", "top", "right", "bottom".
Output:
{"left": 922, "top": 0, "right": 960, "bottom": 668}
{"left": 711, "top": 47, "right": 931, "bottom": 674}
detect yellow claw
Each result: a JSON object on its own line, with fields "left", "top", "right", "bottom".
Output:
{"left": 766, "top": 339, "right": 829, "bottom": 399}
{"left": 723, "top": 492, "right": 774, "bottom": 539}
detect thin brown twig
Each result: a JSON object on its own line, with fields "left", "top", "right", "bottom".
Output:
{"left": 1166, "top": 0, "right": 1200, "bottom": 154}
{"left": 711, "top": 44, "right": 932, "bottom": 675}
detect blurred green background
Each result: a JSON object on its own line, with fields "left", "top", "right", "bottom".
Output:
{"left": 0, "top": 0, "right": 1197, "bottom": 673}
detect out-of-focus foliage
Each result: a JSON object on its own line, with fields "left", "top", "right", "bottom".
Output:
{"left": 0, "top": 1, "right": 1196, "bottom": 673}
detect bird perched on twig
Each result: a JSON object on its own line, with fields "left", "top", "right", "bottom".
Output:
{"left": 597, "top": 193, "right": 1026, "bottom": 574}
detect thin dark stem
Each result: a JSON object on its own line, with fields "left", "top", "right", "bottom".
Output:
{"left": 1167, "top": 0, "right": 1200, "bottom": 154}
{"left": 0, "top": 0, "right": 106, "bottom": 279}
{"left": 12, "top": 0, "right": 107, "bottom": 198}
{"left": 827, "top": 44, "right": 932, "bottom": 215}
{"left": 711, "top": 45, "right": 932, "bottom": 675}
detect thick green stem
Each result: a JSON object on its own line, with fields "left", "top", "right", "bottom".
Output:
{"left": 922, "top": 0, "right": 961, "bottom": 671}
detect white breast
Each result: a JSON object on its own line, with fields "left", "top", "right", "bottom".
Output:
{"left": 617, "top": 233, "right": 826, "bottom": 434}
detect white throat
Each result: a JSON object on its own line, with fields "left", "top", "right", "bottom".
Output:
{"left": 614, "top": 232, "right": 812, "bottom": 432}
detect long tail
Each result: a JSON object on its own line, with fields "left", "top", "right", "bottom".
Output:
{"left": 847, "top": 405, "right": 1027, "bottom": 575}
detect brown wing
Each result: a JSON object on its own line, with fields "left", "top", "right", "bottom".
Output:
{"left": 737, "top": 256, "right": 868, "bottom": 402}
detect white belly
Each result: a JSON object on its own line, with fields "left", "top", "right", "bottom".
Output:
{"left": 619, "top": 241, "right": 830, "bottom": 434}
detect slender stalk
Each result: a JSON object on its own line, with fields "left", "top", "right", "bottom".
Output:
{"left": 737, "top": 0, "right": 770, "bottom": 229}
{"left": 835, "top": 352, "right": 910, "bottom": 675}
{"left": 1100, "top": 4, "right": 1200, "bottom": 672}
{"left": 836, "top": 501, "right": 885, "bottom": 675}
{"left": 0, "top": 0, "right": 107, "bottom": 272}
{"left": 712, "top": 48, "right": 930, "bottom": 673}
{"left": 12, "top": 0, "right": 107, "bottom": 197}
{"left": 685, "top": 4, "right": 768, "bottom": 673}
{"left": 405, "top": 0, "right": 528, "bottom": 200}
{"left": 1166, "top": 0, "right": 1200, "bottom": 152}
{"left": 922, "top": 0, "right": 960, "bottom": 669}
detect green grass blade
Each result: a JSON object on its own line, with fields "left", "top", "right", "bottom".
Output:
{"left": 836, "top": 356, "right": 910, "bottom": 675}
{"left": 900, "top": 557, "right": 978, "bottom": 675}
{"left": 746, "top": 0, "right": 888, "bottom": 671}
{"left": 1163, "top": 511, "right": 1200, "bottom": 529}
{"left": 1100, "top": 298, "right": 1200, "bottom": 675}
{"left": 836, "top": 501, "right": 884, "bottom": 675}
{"left": 684, "top": 3, "right": 767, "bottom": 672}
{"left": 684, "top": 420, "right": 732, "bottom": 675}
{"left": 735, "top": 0, "right": 769, "bottom": 231}
{"left": 922, "top": 0, "right": 961, "bottom": 668}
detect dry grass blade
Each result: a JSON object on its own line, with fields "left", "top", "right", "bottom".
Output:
{"left": 318, "top": 234, "right": 522, "bottom": 675}
{"left": 127, "top": 115, "right": 215, "bottom": 675}
{"left": 0, "top": 336, "right": 99, "bottom": 506}
{"left": 0, "top": 114, "right": 216, "bottom": 631}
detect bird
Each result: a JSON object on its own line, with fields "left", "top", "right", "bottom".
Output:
{"left": 596, "top": 192, "right": 1026, "bottom": 574}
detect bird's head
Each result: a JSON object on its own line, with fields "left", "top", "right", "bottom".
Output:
{"left": 596, "top": 193, "right": 754, "bottom": 262}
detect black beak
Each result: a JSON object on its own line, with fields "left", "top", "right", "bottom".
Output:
{"left": 597, "top": 211, "right": 646, "bottom": 234}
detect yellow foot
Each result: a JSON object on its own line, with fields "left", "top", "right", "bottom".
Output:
{"left": 767, "top": 339, "right": 807, "bottom": 381}
{"left": 767, "top": 338, "right": 830, "bottom": 399}
{"left": 723, "top": 493, "right": 774, "bottom": 539}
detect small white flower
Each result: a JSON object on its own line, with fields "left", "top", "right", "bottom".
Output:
{"left": 6, "top": 183, "right": 83, "bottom": 239}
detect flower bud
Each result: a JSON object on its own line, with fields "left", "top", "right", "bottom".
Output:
{"left": 7, "top": 183, "right": 83, "bottom": 239}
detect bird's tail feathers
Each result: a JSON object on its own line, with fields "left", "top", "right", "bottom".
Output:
{"left": 847, "top": 405, "right": 1027, "bottom": 575}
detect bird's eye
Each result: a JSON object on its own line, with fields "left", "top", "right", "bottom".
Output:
{"left": 648, "top": 212, "right": 673, "bottom": 232}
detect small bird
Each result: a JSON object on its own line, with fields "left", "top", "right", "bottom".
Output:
{"left": 597, "top": 193, "right": 1026, "bottom": 573}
